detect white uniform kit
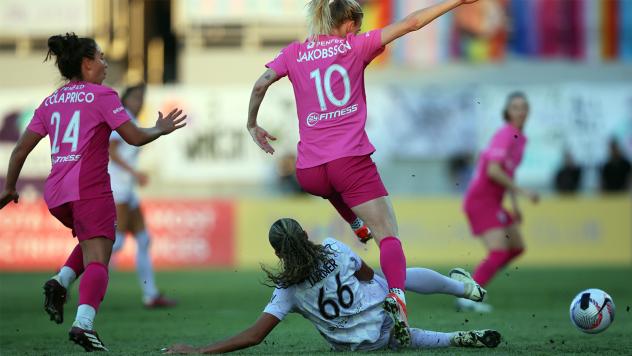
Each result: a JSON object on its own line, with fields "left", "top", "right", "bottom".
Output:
{"left": 264, "top": 238, "right": 393, "bottom": 351}
{"left": 108, "top": 112, "right": 140, "bottom": 207}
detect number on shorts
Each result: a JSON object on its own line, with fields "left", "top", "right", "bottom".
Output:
{"left": 317, "top": 272, "right": 354, "bottom": 320}
{"left": 309, "top": 64, "right": 351, "bottom": 111}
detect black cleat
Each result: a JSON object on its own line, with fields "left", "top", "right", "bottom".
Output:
{"left": 69, "top": 327, "right": 109, "bottom": 352}
{"left": 43, "top": 279, "right": 67, "bottom": 324}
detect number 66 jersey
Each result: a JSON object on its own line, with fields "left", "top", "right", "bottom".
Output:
{"left": 264, "top": 238, "right": 388, "bottom": 351}
{"left": 27, "top": 82, "right": 131, "bottom": 209}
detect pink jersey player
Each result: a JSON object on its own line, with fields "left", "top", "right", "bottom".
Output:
{"left": 458, "top": 92, "right": 539, "bottom": 313}
{"left": 0, "top": 33, "right": 186, "bottom": 352}
{"left": 246, "top": 0, "right": 480, "bottom": 347}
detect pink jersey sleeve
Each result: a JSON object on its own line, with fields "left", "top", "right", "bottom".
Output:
{"left": 98, "top": 89, "right": 131, "bottom": 130}
{"left": 265, "top": 44, "right": 293, "bottom": 78}
{"left": 26, "top": 107, "right": 47, "bottom": 137}
{"left": 487, "top": 128, "right": 514, "bottom": 162}
{"left": 352, "top": 29, "right": 385, "bottom": 65}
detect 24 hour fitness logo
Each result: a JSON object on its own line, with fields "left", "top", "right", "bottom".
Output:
{"left": 306, "top": 104, "right": 359, "bottom": 127}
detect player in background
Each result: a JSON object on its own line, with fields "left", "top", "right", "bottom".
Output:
{"left": 0, "top": 33, "right": 186, "bottom": 351}
{"left": 164, "top": 218, "right": 499, "bottom": 354}
{"left": 246, "top": 0, "right": 478, "bottom": 346}
{"left": 108, "top": 84, "right": 177, "bottom": 308}
{"left": 458, "top": 92, "right": 539, "bottom": 312}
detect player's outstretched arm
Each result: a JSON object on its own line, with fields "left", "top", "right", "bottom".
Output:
{"left": 0, "top": 130, "right": 43, "bottom": 209}
{"left": 164, "top": 313, "right": 280, "bottom": 354}
{"left": 487, "top": 162, "right": 539, "bottom": 203}
{"left": 247, "top": 69, "right": 280, "bottom": 155}
{"left": 381, "top": 0, "right": 477, "bottom": 46}
{"left": 116, "top": 108, "right": 187, "bottom": 147}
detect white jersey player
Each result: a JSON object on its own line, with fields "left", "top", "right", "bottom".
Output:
{"left": 109, "top": 84, "right": 176, "bottom": 308}
{"left": 165, "top": 218, "right": 501, "bottom": 354}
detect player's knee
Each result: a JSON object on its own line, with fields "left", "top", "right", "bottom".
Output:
{"left": 136, "top": 232, "right": 150, "bottom": 251}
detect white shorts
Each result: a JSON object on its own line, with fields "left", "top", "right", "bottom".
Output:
{"left": 111, "top": 178, "right": 140, "bottom": 208}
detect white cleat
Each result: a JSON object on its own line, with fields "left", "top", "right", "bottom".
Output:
{"left": 449, "top": 268, "right": 487, "bottom": 302}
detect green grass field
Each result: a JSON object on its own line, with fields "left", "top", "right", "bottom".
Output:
{"left": 1, "top": 267, "right": 631, "bottom": 355}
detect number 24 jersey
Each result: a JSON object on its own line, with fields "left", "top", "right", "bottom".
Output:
{"left": 264, "top": 238, "right": 386, "bottom": 350}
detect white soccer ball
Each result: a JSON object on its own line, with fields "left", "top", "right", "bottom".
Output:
{"left": 569, "top": 288, "right": 615, "bottom": 334}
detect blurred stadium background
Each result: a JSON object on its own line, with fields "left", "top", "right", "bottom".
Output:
{"left": 0, "top": 0, "right": 630, "bottom": 273}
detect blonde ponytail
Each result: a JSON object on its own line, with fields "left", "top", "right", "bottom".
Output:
{"left": 306, "top": 0, "right": 363, "bottom": 39}
{"left": 307, "top": 0, "right": 334, "bottom": 38}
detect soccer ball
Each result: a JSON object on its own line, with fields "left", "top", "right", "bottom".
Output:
{"left": 569, "top": 288, "right": 615, "bottom": 334}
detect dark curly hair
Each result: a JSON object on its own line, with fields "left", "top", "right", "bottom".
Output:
{"left": 45, "top": 33, "right": 97, "bottom": 80}
{"left": 262, "top": 218, "right": 334, "bottom": 288}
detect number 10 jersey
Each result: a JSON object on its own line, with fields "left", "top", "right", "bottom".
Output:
{"left": 263, "top": 238, "right": 388, "bottom": 351}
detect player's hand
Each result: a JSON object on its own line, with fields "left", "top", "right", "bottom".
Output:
{"left": 134, "top": 172, "right": 149, "bottom": 187}
{"left": 248, "top": 125, "right": 277, "bottom": 154}
{"left": 460, "top": 0, "right": 479, "bottom": 4}
{"left": 0, "top": 189, "right": 19, "bottom": 209}
{"left": 519, "top": 188, "right": 540, "bottom": 204}
{"left": 156, "top": 108, "right": 187, "bottom": 135}
{"left": 162, "top": 344, "right": 197, "bottom": 354}
{"left": 512, "top": 209, "right": 523, "bottom": 224}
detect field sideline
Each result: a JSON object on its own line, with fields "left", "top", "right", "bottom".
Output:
{"left": 1, "top": 268, "right": 631, "bottom": 355}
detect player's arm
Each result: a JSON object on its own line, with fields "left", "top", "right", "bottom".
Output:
{"left": 165, "top": 313, "right": 280, "bottom": 354}
{"left": 247, "top": 69, "right": 280, "bottom": 155}
{"left": 487, "top": 162, "right": 539, "bottom": 203}
{"left": 115, "top": 108, "right": 186, "bottom": 147}
{"left": 354, "top": 260, "right": 375, "bottom": 282}
{"left": 381, "top": 0, "right": 477, "bottom": 46}
{"left": 0, "top": 130, "right": 43, "bottom": 209}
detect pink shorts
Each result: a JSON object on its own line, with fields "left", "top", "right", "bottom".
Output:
{"left": 463, "top": 199, "right": 514, "bottom": 236}
{"left": 296, "top": 155, "right": 388, "bottom": 208}
{"left": 49, "top": 195, "right": 117, "bottom": 242}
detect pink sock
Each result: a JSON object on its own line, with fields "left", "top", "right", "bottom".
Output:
{"left": 472, "top": 250, "right": 514, "bottom": 287}
{"left": 64, "top": 244, "right": 85, "bottom": 276}
{"left": 78, "top": 262, "right": 109, "bottom": 311}
{"left": 509, "top": 248, "right": 525, "bottom": 259}
{"left": 379, "top": 237, "right": 407, "bottom": 290}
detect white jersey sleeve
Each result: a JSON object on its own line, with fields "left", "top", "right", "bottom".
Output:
{"left": 263, "top": 286, "right": 295, "bottom": 320}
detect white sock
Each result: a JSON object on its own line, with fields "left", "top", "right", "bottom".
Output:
{"left": 112, "top": 230, "right": 126, "bottom": 253}
{"left": 389, "top": 288, "right": 406, "bottom": 304}
{"left": 72, "top": 304, "right": 96, "bottom": 330}
{"left": 405, "top": 268, "right": 465, "bottom": 297}
{"left": 410, "top": 328, "right": 453, "bottom": 348}
{"left": 53, "top": 266, "right": 77, "bottom": 289}
{"left": 350, "top": 217, "right": 364, "bottom": 230}
{"left": 135, "top": 230, "right": 159, "bottom": 301}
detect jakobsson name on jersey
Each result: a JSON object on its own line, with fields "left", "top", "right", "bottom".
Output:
{"left": 297, "top": 41, "right": 352, "bottom": 63}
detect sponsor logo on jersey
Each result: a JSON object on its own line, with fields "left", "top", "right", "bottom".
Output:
{"left": 51, "top": 154, "right": 82, "bottom": 164}
{"left": 306, "top": 104, "right": 359, "bottom": 127}
{"left": 112, "top": 106, "right": 125, "bottom": 114}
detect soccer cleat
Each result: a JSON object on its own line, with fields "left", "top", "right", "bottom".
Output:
{"left": 383, "top": 293, "right": 411, "bottom": 348}
{"left": 144, "top": 294, "right": 177, "bottom": 309}
{"left": 43, "top": 279, "right": 67, "bottom": 324}
{"left": 69, "top": 327, "right": 109, "bottom": 352}
{"left": 353, "top": 224, "right": 373, "bottom": 244}
{"left": 455, "top": 298, "right": 493, "bottom": 313}
{"left": 449, "top": 268, "right": 486, "bottom": 302}
{"left": 451, "top": 329, "right": 501, "bottom": 348}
